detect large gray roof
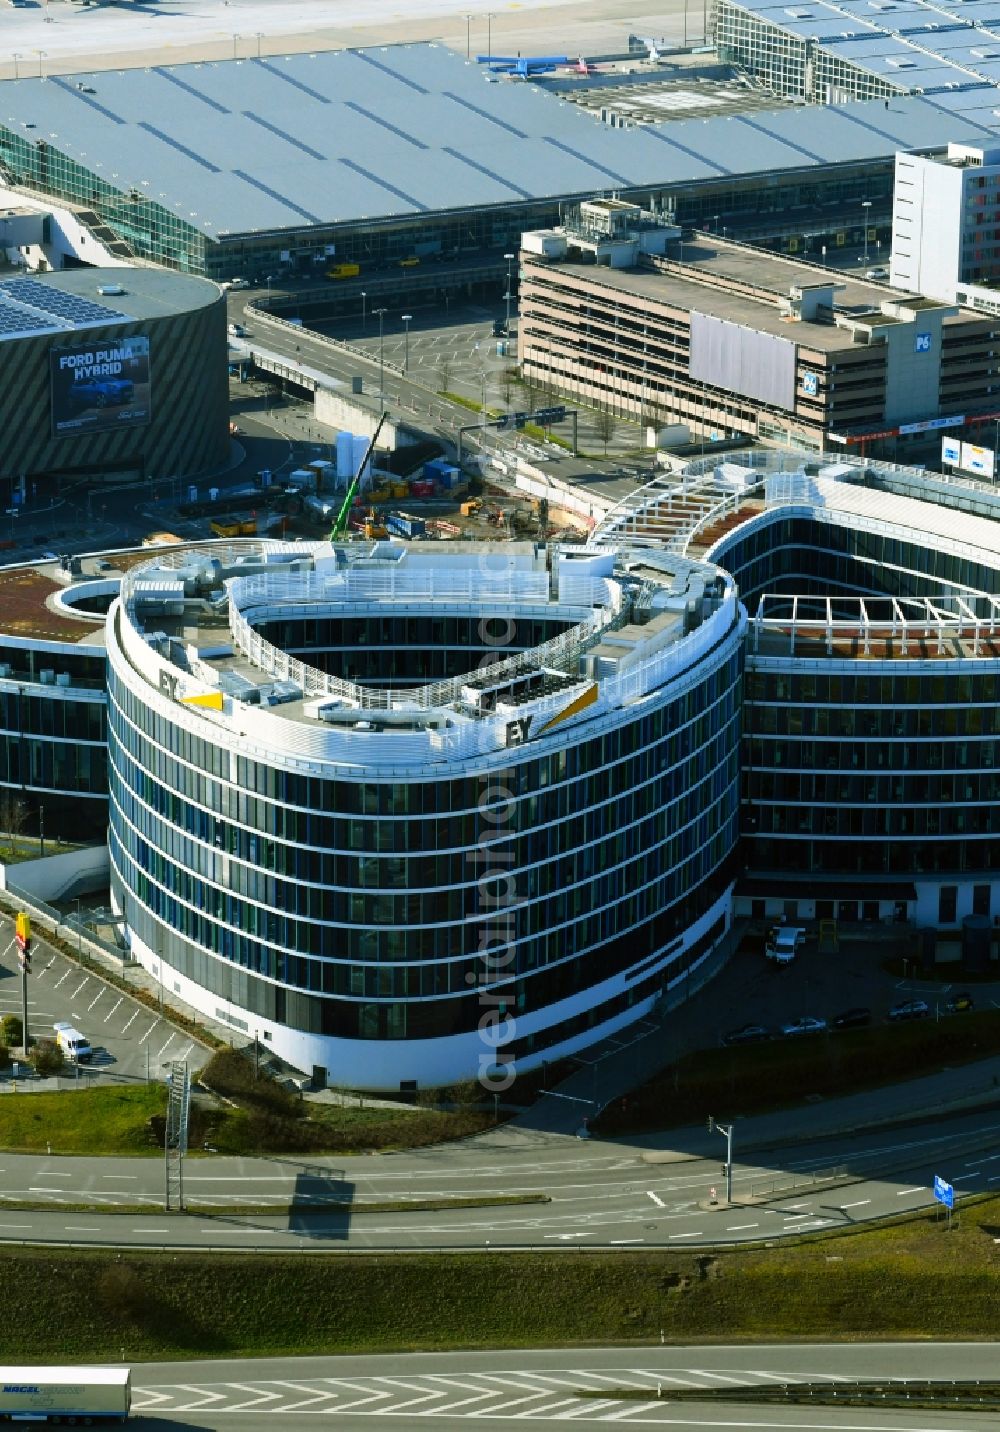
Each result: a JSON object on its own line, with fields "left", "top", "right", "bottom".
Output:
{"left": 729, "top": 0, "right": 1000, "bottom": 95}
{"left": 1, "top": 42, "right": 998, "bottom": 239}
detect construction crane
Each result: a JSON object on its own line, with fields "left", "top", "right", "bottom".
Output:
{"left": 329, "top": 412, "right": 387, "bottom": 540}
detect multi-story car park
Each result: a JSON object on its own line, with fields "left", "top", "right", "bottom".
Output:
{"left": 517, "top": 207, "right": 1000, "bottom": 461}
{"left": 3, "top": 443, "right": 1000, "bottom": 1080}
{"left": 0, "top": 267, "right": 228, "bottom": 490}
{"left": 0, "top": 42, "right": 997, "bottom": 283}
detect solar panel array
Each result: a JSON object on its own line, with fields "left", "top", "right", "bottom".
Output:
{"left": 3, "top": 41, "right": 998, "bottom": 240}
{"left": 0, "top": 276, "right": 126, "bottom": 340}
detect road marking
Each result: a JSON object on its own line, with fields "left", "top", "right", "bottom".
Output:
{"left": 138, "top": 1022, "right": 159, "bottom": 1044}
{"left": 65, "top": 1226, "right": 101, "bottom": 1232}
{"left": 142, "top": 1228, "right": 171, "bottom": 1234}
{"left": 0, "top": 1224, "right": 32, "bottom": 1230}
{"left": 155, "top": 1035, "right": 177, "bottom": 1060}
{"left": 646, "top": 1191, "right": 665, "bottom": 1207}
{"left": 897, "top": 1186, "right": 925, "bottom": 1195}
{"left": 52, "top": 971, "right": 70, "bottom": 989}
{"left": 727, "top": 1222, "right": 759, "bottom": 1231}
{"left": 609, "top": 1238, "right": 645, "bottom": 1245}
{"left": 86, "top": 988, "right": 106, "bottom": 1012}
{"left": 222, "top": 1385, "right": 284, "bottom": 1411}
{"left": 69, "top": 978, "right": 88, "bottom": 998}
{"left": 103, "top": 1174, "right": 137, "bottom": 1181}
{"left": 39, "top": 1172, "right": 72, "bottom": 1179}
{"left": 29, "top": 1187, "right": 66, "bottom": 1194}
{"left": 839, "top": 1200, "right": 871, "bottom": 1209}
{"left": 669, "top": 1231, "right": 702, "bottom": 1239}
{"left": 104, "top": 997, "right": 123, "bottom": 1022}
{"left": 120, "top": 1008, "right": 141, "bottom": 1034}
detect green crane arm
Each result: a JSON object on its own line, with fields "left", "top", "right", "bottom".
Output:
{"left": 329, "top": 411, "right": 388, "bottom": 541}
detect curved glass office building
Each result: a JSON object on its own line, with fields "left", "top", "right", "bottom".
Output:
{"left": 105, "top": 539, "right": 744, "bottom": 1087}
{"left": 600, "top": 458, "right": 1000, "bottom": 933}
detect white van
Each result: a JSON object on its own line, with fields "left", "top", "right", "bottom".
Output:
{"left": 765, "top": 926, "right": 806, "bottom": 965}
{"left": 228, "top": 322, "right": 246, "bottom": 338}
{"left": 52, "top": 1022, "right": 93, "bottom": 1063}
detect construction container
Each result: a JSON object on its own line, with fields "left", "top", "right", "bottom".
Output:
{"left": 386, "top": 513, "right": 426, "bottom": 539}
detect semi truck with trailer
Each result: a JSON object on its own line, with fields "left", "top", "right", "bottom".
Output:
{"left": 0, "top": 1366, "right": 131, "bottom": 1422}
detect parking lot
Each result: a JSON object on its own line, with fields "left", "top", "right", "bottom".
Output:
{"left": 0, "top": 935, "right": 205, "bottom": 1085}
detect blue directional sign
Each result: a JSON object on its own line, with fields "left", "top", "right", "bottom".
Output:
{"left": 915, "top": 332, "right": 932, "bottom": 354}
{"left": 933, "top": 1174, "right": 954, "bottom": 1209}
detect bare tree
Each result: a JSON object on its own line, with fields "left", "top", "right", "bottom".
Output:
{"left": 436, "top": 356, "right": 453, "bottom": 395}
{"left": 0, "top": 793, "right": 28, "bottom": 848}
{"left": 593, "top": 407, "right": 617, "bottom": 456}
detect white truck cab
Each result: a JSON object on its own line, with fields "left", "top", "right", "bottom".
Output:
{"left": 764, "top": 926, "right": 806, "bottom": 965}
{"left": 52, "top": 1022, "right": 93, "bottom": 1063}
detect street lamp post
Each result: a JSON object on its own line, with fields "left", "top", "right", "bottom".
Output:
{"left": 708, "top": 1114, "right": 734, "bottom": 1203}
{"left": 265, "top": 273, "right": 273, "bottom": 307}
{"left": 361, "top": 290, "right": 367, "bottom": 332}
{"left": 487, "top": 11, "right": 495, "bottom": 55}
{"left": 862, "top": 199, "right": 872, "bottom": 267}
{"left": 255, "top": 31, "right": 263, "bottom": 58}
{"left": 466, "top": 13, "right": 472, "bottom": 58}
{"left": 402, "top": 312, "right": 412, "bottom": 372}
{"left": 36, "top": 51, "right": 46, "bottom": 79}
{"left": 504, "top": 251, "right": 515, "bottom": 334}
{"left": 374, "top": 307, "right": 387, "bottom": 410}
{"left": 12, "top": 54, "right": 21, "bottom": 81}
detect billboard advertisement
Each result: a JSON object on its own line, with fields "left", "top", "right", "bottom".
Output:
{"left": 941, "top": 436, "right": 961, "bottom": 466}
{"left": 50, "top": 336, "right": 151, "bottom": 438}
{"left": 960, "top": 441, "right": 995, "bottom": 480}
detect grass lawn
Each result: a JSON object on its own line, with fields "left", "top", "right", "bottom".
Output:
{"left": 0, "top": 1085, "right": 166, "bottom": 1155}
{"left": 0, "top": 1082, "right": 497, "bottom": 1158}
{"left": 595, "top": 1009, "right": 1000, "bottom": 1137}
{"left": 2, "top": 1197, "right": 998, "bottom": 1360}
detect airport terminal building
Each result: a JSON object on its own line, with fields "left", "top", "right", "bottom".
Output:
{"left": 0, "top": 44, "right": 998, "bottom": 282}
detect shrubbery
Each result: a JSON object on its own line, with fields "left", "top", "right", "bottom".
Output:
{"left": 30, "top": 1039, "right": 64, "bottom": 1078}
{"left": 0, "top": 1014, "right": 22, "bottom": 1049}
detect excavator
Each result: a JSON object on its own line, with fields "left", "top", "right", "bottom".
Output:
{"left": 329, "top": 412, "right": 387, "bottom": 541}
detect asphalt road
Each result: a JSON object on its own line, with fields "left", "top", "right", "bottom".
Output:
{"left": 121, "top": 1345, "right": 1000, "bottom": 1428}
{"left": 1, "top": 1100, "right": 998, "bottom": 1246}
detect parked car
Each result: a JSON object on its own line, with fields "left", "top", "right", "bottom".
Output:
{"left": 865, "top": 265, "right": 890, "bottom": 280}
{"left": 888, "top": 998, "right": 930, "bottom": 1021}
{"left": 946, "top": 991, "right": 974, "bottom": 1013}
{"left": 780, "top": 1015, "right": 828, "bottom": 1037}
{"left": 723, "top": 1023, "right": 771, "bottom": 1046}
{"left": 832, "top": 1006, "right": 872, "bottom": 1030}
